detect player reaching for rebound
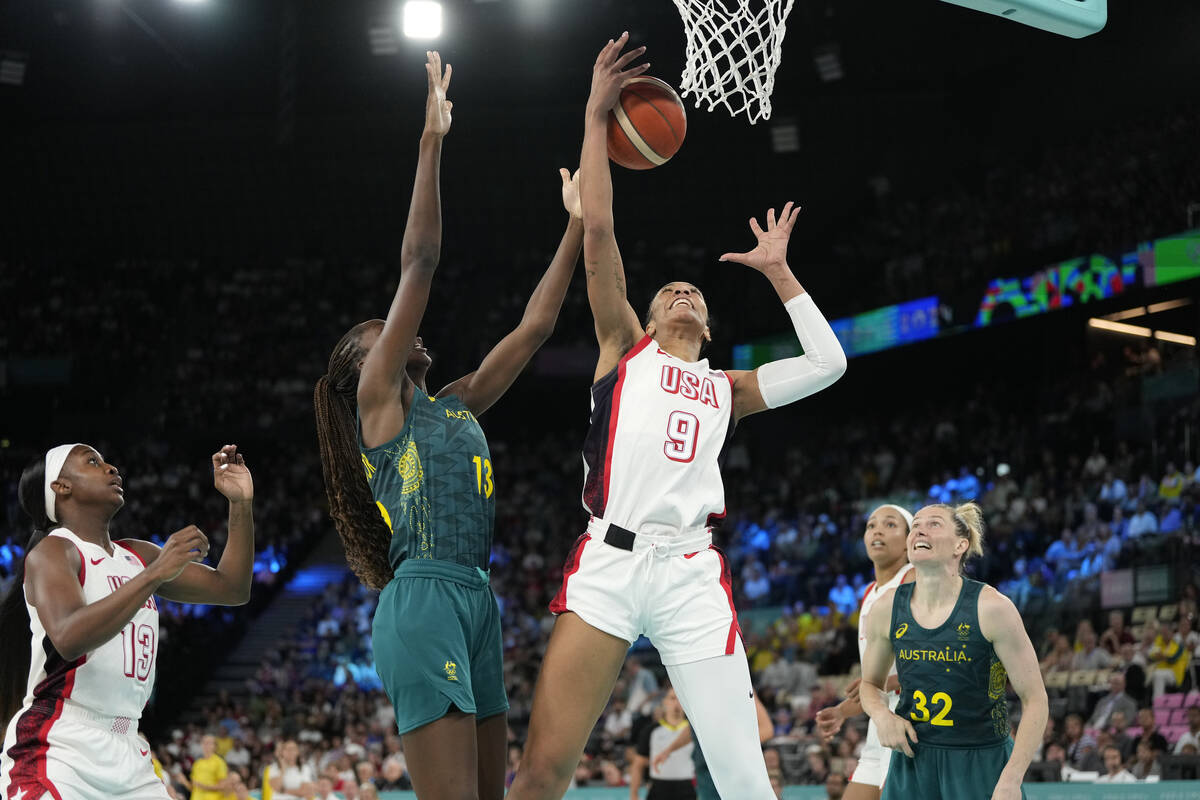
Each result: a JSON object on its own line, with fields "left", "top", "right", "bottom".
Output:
{"left": 859, "top": 503, "right": 1048, "bottom": 800}
{"left": 312, "top": 52, "right": 583, "bottom": 800}
{"left": 816, "top": 505, "right": 915, "bottom": 800}
{"left": 0, "top": 443, "right": 254, "bottom": 800}
{"left": 506, "top": 33, "right": 847, "bottom": 800}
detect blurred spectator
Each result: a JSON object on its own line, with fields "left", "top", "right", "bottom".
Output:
{"left": 1088, "top": 672, "right": 1137, "bottom": 730}
{"left": 1175, "top": 707, "right": 1200, "bottom": 755}
{"left": 1128, "top": 502, "right": 1159, "bottom": 538}
{"left": 1146, "top": 621, "right": 1189, "bottom": 699}
{"left": 1130, "top": 740, "right": 1163, "bottom": 780}
{"left": 1094, "top": 745, "right": 1136, "bottom": 784}
{"left": 190, "top": 735, "right": 232, "bottom": 800}
{"left": 824, "top": 771, "right": 847, "bottom": 799}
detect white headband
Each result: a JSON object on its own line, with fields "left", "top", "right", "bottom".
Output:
{"left": 44, "top": 444, "right": 83, "bottom": 523}
{"left": 873, "top": 503, "right": 914, "bottom": 530}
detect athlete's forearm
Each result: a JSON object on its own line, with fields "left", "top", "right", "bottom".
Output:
{"left": 761, "top": 262, "right": 805, "bottom": 305}
{"left": 400, "top": 133, "right": 444, "bottom": 272}
{"left": 519, "top": 217, "right": 584, "bottom": 339}
{"left": 211, "top": 499, "right": 254, "bottom": 604}
{"left": 858, "top": 679, "right": 890, "bottom": 726}
{"left": 838, "top": 695, "right": 864, "bottom": 720}
{"left": 998, "top": 689, "right": 1048, "bottom": 788}
{"left": 580, "top": 108, "right": 615, "bottom": 234}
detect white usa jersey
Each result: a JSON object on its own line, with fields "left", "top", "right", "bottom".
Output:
{"left": 582, "top": 336, "right": 735, "bottom": 534}
{"left": 13, "top": 529, "right": 159, "bottom": 724}
{"left": 858, "top": 564, "right": 913, "bottom": 708}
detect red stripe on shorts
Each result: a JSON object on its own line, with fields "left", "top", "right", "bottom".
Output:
{"left": 709, "top": 545, "right": 741, "bottom": 655}
{"left": 549, "top": 533, "right": 591, "bottom": 614}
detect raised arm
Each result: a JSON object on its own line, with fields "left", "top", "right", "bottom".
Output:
{"left": 860, "top": 590, "right": 918, "bottom": 758}
{"left": 25, "top": 528, "right": 208, "bottom": 661}
{"left": 980, "top": 587, "right": 1048, "bottom": 800}
{"left": 581, "top": 33, "right": 650, "bottom": 381}
{"left": 358, "top": 51, "right": 452, "bottom": 445}
{"left": 720, "top": 202, "right": 847, "bottom": 421}
{"left": 436, "top": 170, "right": 584, "bottom": 415}
{"left": 122, "top": 445, "right": 255, "bottom": 606}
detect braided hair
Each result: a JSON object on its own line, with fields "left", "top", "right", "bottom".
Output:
{"left": 0, "top": 458, "right": 56, "bottom": 729}
{"left": 314, "top": 321, "right": 394, "bottom": 591}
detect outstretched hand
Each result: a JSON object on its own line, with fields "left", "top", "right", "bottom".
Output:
{"left": 560, "top": 168, "right": 582, "bottom": 219}
{"left": 719, "top": 201, "right": 803, "bottom": 275}
{"left": 213, "top": 444, "right": 253, "bottom": 503}
{"left": 587, "top": 32, "right": 649, "bottom": 114}
{"left": 424, "top": 50, "right": 453, "bottom": 136}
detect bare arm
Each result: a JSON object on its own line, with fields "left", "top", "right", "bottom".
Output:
{"left": 756, "top": 695, "right": 773, "bottom": 743}
{"left": 628, "top": 751, "right": 648, "bottom": 799}
{"left": 25, "top": 529, "right": 208, "bottom": 661}
{"left": 123, "top": 446, "right": 255, "bottom": 606}
{"left": 581, "top": 34, "right": 650, "bottom": 381}
{"left": 437, "top": 172, "right": 584, "bottom": 414}
{"left": 720, "top": 203, "right": 847, "bottom": 421}
{"left": 980, "top": 588, "right": 1048, "bottom": 799}
{"left": 860, "top": 590, "right": 919, "bottom": 757}
{"left": 359, "top": 52, "right": 452, "bottom": 447}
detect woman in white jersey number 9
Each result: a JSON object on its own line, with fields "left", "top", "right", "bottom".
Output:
{"left": 815, "top": 505, "right": 915, "bottom": 800}
{"left": 0, "top": 443, "right": 255, "bottom": 800}
{"left": 506, "top": 33, "right": 848, "bottom": 800}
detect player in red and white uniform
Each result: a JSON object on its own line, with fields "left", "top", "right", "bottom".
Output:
{"left": 506, "top": 35, "right": 848, "bottom": 800}
{"left": 815, "top": 505, "right": 915, "bottom": 799}
{"left": 0, "top": 443, "right": 255, "bottom": 800}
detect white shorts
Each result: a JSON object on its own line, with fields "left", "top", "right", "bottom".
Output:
{"left": 0, "top": 701, "right": 169, "bottom": 800}
{"left": 548, "top": 518, "right": 739, "bottom": 666}
{"left": 850, "top": 717, "right": 895, "bottom": 788}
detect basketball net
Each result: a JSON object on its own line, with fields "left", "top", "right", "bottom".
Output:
{"left": 672, "top": 0, "right": 796, "bottom": 124}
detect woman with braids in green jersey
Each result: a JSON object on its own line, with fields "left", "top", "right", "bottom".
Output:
{"left": 313, "top": 52, "right": 583, "bottom": 800}
{"left": 859, "top": 503, "right": 1049, "bottom": 800}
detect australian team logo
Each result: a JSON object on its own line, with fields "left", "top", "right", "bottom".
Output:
{"left": 396, "top": 440, "right": 423, "bottom": 495}
{"left": 444, "top": 661, "right": 458, "bottom": 682}
{"left": 894, "top": 623, "right": 908, "bottom": 639}
{"left": 957, "top": 622, "right": 971, "bottom": 641}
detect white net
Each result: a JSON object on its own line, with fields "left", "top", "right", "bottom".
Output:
{"left": 672, "top": 0, "right": 796, "bottom": 124}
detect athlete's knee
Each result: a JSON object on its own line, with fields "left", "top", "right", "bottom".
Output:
{"left": 507, "top": 752, "right": 576, "bottom": 799}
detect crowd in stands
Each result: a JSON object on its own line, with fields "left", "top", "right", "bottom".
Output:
{"left": 2, "top": 99, "right": 1199, "bottom": 795}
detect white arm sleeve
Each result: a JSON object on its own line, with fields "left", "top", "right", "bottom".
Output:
{"left": 755, "top": 292, "right": 847, "bottom": 409}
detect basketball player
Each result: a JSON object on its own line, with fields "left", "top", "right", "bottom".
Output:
{"left": 815, "top": 505, "right": 915, "bottom": 800}
{"left": 859, "top": 503, "right": 1048, "bottom": 800}
{"left": 0, "top": 443, "right": 255, "bottom": 800}
{"left": 506, "top": 34, "right": 848, "bottom": 800}
{"left": 311, "top": 52, "right": 583, "bottom": 800}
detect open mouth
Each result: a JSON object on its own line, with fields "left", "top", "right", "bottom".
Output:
{"left": 870, "top": 539, "right": 886, "bottom": 549}
{"left": 913, "top": 541, "right": 933, "bottom": 551}
{"left": 670, "top": 298, "right": 693, "bottom": 310}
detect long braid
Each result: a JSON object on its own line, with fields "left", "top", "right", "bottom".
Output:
{"left": 0, "top": 459, "right": 54, "bottom": 729}
{"left": 314, "top": 322, "right": 394, "bottom": 591}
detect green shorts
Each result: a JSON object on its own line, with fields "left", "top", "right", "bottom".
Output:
{"left": 372, "top": 559, "right": 508, "bottom": 735}
{"left": 883, "top": 739, "right": 1023, "bottom": 800}
{"left": 694, "top": 767, "right": 718, "bottom": 800}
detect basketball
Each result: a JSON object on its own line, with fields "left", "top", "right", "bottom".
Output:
{"left": 607, "top": 76, "right": 688, "bottom": 170}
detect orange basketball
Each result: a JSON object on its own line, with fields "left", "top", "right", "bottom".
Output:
{"left": 607, "top": 77, "right": 688, "bottom": 171}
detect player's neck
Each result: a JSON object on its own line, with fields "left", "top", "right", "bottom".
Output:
{"left": 873, "top": 559, "right": 907, "bottom": 588}
{"left": 912, "top": 567, "right": 962, "bottom": 611}
{"left": 59, "top": 514, "right": 114, "bottom": 553}
{"left": 651, "top": 329, "right": 703, "bottom": 363}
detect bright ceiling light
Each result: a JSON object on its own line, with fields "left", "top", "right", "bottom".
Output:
{"left": 403, "top": 1, "right": 443, "bottom": 40}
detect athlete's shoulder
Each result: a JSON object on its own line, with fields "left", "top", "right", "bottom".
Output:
{"left": 977, "top": 584, "right": 1020, "bottom": 641}
{"left": 25, "top": 532, "right": 78, "bottom": 570}
{"left": 866, "top": 587, "right": 898, "bottom": 637}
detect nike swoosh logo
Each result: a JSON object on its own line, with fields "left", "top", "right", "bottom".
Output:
{"left": 139, "top": 748, "right": 149, "bottom": 756}
{"left": 90, "top": 557, "right": 104, "bottom": 565}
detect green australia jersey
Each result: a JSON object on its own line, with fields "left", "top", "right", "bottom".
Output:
{"left": 359, "top": 388, "right": 495, "bottom": 571}
{"left": 890, "top": 579, "right": 1010, "bottom": 748}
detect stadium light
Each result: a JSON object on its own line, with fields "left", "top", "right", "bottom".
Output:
{"left": 1155, "top": 331, "right": 1196, "bottom": 347}
{"left": 1088, "top": 318, "right": 1150, "bottom": 338}
{"left": 174, "top": 0, "right": 209, "bottom": 5}
{"left": 403, "top": 1, "right": 443, "bottom": 39}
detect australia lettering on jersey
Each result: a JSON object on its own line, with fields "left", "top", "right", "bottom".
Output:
{"left": 107, "top": 574, "right": 158, "bottom": 612}
{"left": 660, "top": 366, "right": 720, "bottom": 409}
{"left": 445, "top": 408, "right": 478, "bottom": 423}
{"left": 897, "top": 647, "right": 971, "bottom": 663}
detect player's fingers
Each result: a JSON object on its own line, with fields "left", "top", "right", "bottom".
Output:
{"left": 904, "top": 720, "right": 919, "bottom": 744}
{"left": 442, "top": 63, "right": 452, "bottom": 91}
{"left": 620, "top": 63, "right": 651, "bottom": 81}
{"left": 560, "top": 167, "right": 570, "bottom": 184}
{"left": 749, "top": 217, "right": 765, "bottom": 238}
{"left": 788, "top": 204, "right": 803, "bottom": 227}
{"left": 717, "top": 252, "right": 747, "bottom": 264}
{"left": 614, "top": 45, "right": 647, "bottom": 70}
{"left": 766, "top": 207, "right": 777, "bottom": 230}
{"left": 779, "top": 201, "right": 794, "bottom": 227}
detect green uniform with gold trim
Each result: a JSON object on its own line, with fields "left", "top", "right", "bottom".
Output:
{"left": 360, "top": 387, "right": 507, "bottom": 735}
{"left": 883, "top": 579, "right": 1024, "bottom": 800}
